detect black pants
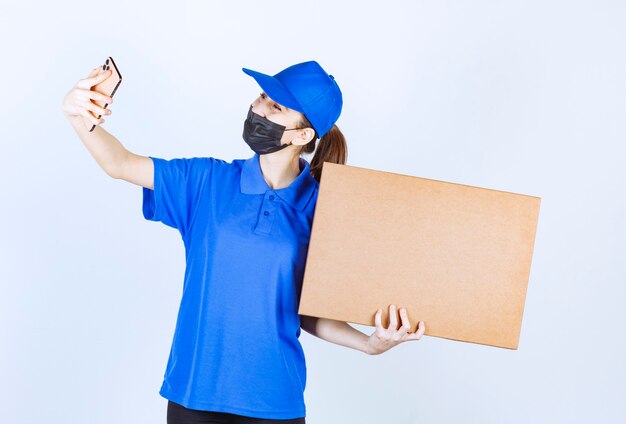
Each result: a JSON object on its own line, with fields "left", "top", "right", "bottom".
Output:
{"left": 167, "top": 400, "right": 306, "bottom": 424}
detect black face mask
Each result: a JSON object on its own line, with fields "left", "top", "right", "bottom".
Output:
{"left": 242, "top": 105, "right": 305, "bottom": 155}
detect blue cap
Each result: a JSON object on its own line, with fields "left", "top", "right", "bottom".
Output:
{"left": 242, "top": 60, "right": 343, "bottom": 139}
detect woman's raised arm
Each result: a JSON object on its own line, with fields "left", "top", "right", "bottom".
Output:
{"left": 62, "top": 66, "right": 153, "bottom": 189}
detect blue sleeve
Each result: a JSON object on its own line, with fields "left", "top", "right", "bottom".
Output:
{"left": 142, "top": 156, "right": 213, "bottom": 238}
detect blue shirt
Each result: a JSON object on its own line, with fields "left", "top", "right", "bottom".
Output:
{"left": 141, "top": 152, "right": 319, "bottom": 419}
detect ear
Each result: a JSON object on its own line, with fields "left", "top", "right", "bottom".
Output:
{"left": 294, "top": 127, "right": 316, "bottom": 146}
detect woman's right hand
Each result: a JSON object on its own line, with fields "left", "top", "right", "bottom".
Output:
{"left": 62, "top": 67, "right": 114, "bottom": 127}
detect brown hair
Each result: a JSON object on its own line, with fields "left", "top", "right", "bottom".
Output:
{"left": 297, "top": 114, "right": 348, "bottom": 183}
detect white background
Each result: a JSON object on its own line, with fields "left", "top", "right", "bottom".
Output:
{"left": 1, "top": 1, "right": 625, "bottom": 423}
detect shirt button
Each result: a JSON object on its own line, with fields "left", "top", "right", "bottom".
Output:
{"left": 269, "top": 195, "right": 275, "bottom": 201}
{"left": 264, "top": 211, "right": 269, "bottom": 216}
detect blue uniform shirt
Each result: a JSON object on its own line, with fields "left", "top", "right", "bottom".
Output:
{"left": 141, "top": 152, "right": 319, "bottom": 419}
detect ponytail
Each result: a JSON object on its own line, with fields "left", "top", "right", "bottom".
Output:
{"left": 309, "top": 125, "right": 347, "bottom": 182}
{"left": 298, "top": 120, "right": 348, "bottom": 183}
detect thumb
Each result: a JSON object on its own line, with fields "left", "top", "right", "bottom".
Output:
{"left": 86, "top": 67, "right": 100, "bottom": 77}
{"left": 84, "top": 67, "right": 111, "bottom": 86}
{"left": 76, "top": 67, "right": 103, "bottom": 89}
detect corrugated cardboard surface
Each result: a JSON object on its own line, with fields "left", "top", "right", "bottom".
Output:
{"left": 298, "top": 162, "right": 541, "bottom": 349}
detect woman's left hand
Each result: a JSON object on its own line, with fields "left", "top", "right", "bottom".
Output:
{"left": 366, "top": 304, "right": 425, "bottom": 355}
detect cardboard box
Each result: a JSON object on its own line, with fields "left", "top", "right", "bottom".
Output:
{"left": 298, "top": 162, "right": 541, "bottom": 349}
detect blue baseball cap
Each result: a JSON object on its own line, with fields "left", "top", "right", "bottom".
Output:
{"left": 242, "top": 60, "right": 343, "bottom": 139}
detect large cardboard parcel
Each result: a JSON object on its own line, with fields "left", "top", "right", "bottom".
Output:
{"left": 298, "top": 162, "right": 541, "bottom": 349}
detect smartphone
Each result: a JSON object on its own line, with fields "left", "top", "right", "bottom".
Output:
{"left": 87, "top": 56, "right": 122, "bottom": 132}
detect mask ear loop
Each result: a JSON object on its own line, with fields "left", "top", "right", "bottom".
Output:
{"left": 284, "top": 127, "right": 318, "bottom": 145}
{"left": 248, "top": 103, "right": 315, "bottom": 143}
{"left": 282, "top": 126, "right": 318, "bottom": 148}
{"left": 283, "top": 127, "right": 312, "bottom": 148}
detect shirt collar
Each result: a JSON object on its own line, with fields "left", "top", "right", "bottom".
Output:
{"left": 240, "top": 152, "right": 318, "bottom": 211}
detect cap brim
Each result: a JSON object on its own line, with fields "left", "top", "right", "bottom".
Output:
{"left": 242, "top": 68, "right": 304, "bottom": 113}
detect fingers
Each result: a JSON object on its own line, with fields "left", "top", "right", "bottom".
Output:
{"left": 86, "top": 67, "right": 100, "bottom": 78}
{"left": 64, "top": 66, "right": 114, "bottom": 120}
{"left": 91, "top": 68, "right": 112, "bottom": 84}
{"left": 390, "top": 305, "right": 426, "bottom": 341}
{"left": 82, "top": 97, "right": 111, "bottom": 117}
{"left": 416, "top": 321, "right": 425, "bottom": 338}
{"left": 407, "top": 320, "right": 425, "bottom": 341}
{"left": 85, "top": 89, "right": 113, "bottom": 105}
{"left": 74, "top": 88, "right": 112, "bottom": 116}
{"left": 388, "top": 304, "right": 398, "bottom": 330}
{"left": 375, "top": 305, "right": 425, "bottom": 343}
{"left": 77, "top": 68, "right": 111, "bottom": 89}
{"left": 80, "top": 107, "right": 103, "bottom": 126}
{"left": 396, "top": 307, "right": 411, "bottom": 338}
{"left": 374, "top": 308, "right": 382, "bottom": 329}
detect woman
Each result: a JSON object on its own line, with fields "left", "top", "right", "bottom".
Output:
{"left": 62, "top": 60, "right": 425, "bottom": 424}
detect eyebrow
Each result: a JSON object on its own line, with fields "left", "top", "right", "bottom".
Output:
{"left": 261, "top": 91, "right": 289, "bottom": 112}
